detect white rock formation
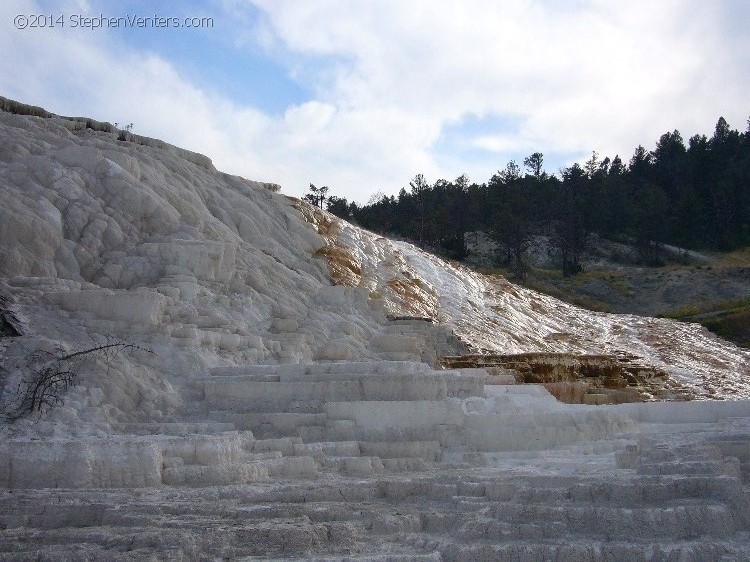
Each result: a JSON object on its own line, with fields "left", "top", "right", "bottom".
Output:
{"left": 0, "top": 99, "right": 749, "bottom": 560}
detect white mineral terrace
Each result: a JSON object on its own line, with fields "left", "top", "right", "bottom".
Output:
{"left": 0, "top": 102, "right": 749, "bottom": 560}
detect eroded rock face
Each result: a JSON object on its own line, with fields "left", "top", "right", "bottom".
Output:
{"left": 0, "top": 291, "right": 22, "bottom": 337}
{"left": 442, "top": 352, "right": 684, "bottom": 403}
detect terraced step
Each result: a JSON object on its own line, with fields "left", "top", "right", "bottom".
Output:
{"left": 432, "top": 539, "right": 749, "bottom": 561}
{"left": 712, "top": 437, "right": 750, "bottom": 482}
{"left": 162, "top": 460, "right": 272, "bottom": 485}
{"left": 294, "top": 440, "right": 361, "bottom": 458}
{"left": 3, "top": 464, "right": 748, "bottom": 561}
{"left": 202, "top": 372, "right": 487, "bottom": 412}
{"left": 2, "top": 357, "right": 749, "bottom": 559}
{"left": 224, "top": 411, "right": 328, "bottom": 437}
{"left": 210, "top": 360, "right": 434, "bottom": 378}
{"left": 116, "top": 421, "right": 237, "bottom": 435}
{"left": 323, "top": 397, "right": 633, "bottom": 450}
{"left": 359, "top": 441, "right": 442, "bottom": 462}
{"left": 320, "top": 456, "right": 386, "bottom": 476}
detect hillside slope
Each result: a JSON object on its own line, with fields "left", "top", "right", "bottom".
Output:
{"left": 0, "top": 100, "right": 748, "bottom": 441}
{"left": 464, "top": 231, "right": 750, "bottom": 348}
{"left": 1, "top": 100, "right": 750, "bottom": 561}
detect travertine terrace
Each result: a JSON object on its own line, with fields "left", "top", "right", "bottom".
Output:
{"left": 0, "top": 98, "right": 749, "bottom": 560}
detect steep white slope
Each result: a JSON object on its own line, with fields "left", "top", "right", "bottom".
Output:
{"left": 0, "top": 108, "right": 389, "bottom": 436}
{"left": 1, "top": 102, "right": 750, "bottom": 561}
{"left": 334, "top": 219, "right": 750, "bottom": 399}
{"left": 0, "top": 104, "right": 748, "bottom": 441}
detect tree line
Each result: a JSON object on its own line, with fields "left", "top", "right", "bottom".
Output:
{"left": 307, "top": 117, "right": 750, "bottom": 276}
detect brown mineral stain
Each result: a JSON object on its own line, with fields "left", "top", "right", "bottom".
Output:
{"left": 314, "top": 245, "right": 362, "bottom": 287}
{"left": 385, "top": 277, "right": 438, "bottom": 320}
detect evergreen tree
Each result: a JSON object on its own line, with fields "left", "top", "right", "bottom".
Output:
{"left": 410, "top": 174, "right": 430, "bottom": 245}
{"left": 326, "top": 196, "right": 350, "bottom": 219}
{"left": 523, "top": 152, "right": 545, "bottom": 180}
{"left": 303, "top": 183, "right": 329, "bottom": 208}
{"left": 349, "top": 115, "right": 749, "bottom": 269}
{"left": 556, "top": 163, "right": 587, "bottom": 275}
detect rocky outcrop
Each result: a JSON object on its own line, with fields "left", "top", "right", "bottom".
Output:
{"left": 0, "top": 290, "right": 23, "bottom": 337}
{"left": 0, "top": 95, "right": 266, "bottom": 179}
{"left": 442, "top": 352, "right": 690, "bottom": 403}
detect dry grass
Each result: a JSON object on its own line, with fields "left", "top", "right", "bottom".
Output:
{"left": 703, "top": 309, "right": 750, "bottom": 348}
{"left": 660, "top": 297, "right": 750, "bottom": 320}
{"left": 660, "top": 297, "right": 750, "bottom": 349}
{"left": 523, "top": 278, "right": 612, "bottom": 312}
{"left": 713, "top": 247, "right": 750, "bottom": 267}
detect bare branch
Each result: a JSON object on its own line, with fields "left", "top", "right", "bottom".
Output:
{"left": 3, "top": 340, "right": 153, "bottom": 423}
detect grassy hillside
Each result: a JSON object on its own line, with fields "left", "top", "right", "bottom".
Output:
{"left": 473, "top": 246, "right": 750, "bottom": 349}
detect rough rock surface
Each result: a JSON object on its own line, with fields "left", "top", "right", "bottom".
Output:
{"left": 0, "top": 101, "right": 749, "bottom": 560}
{"left": 443, "top": 352, "right": 686, "bottom": 403}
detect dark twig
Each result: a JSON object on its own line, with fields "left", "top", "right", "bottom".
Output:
{"left": 4, "top": 340, "right": 152, "bottom": 422}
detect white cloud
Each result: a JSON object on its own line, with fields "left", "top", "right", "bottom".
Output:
{"left": 2, "top": 0, "right": 748, "bottom": 203}
{"left": 249, "top": 0, "right": 749, "bottom": 187}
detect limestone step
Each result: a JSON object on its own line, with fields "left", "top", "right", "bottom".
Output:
{"left": 320, "top": 456, "right": 385, "bottom": 476}
{"left": 294, "top": 440, "right": 361, "bottom": 458}
{"left": 299, "top": 425, "right": 328, "bottom": 442}
{"left": 279, "top": 441, "right": 443, "bottom": 475}
{"left": 479, "top": 475, "right": 749, "bottom": 512}
{"left": 0, "top": 435, "right": 267, "bottom": 489}
{"left": 116, "top": 422, "right": 237, "bottom": 435}
{"left": 223, "top": 412, "right": 327, "bottom": 437}
{"left": 0, "top": 514, "right": 356, "bottom": 559}
{"left": 358, "top": 441, "right": 442, "bottom": 462}
{"left": 210, "top": 360, "right": 434, "bottom": 378}
{"left": 318, "top": 455, "right": 434, "bottom": 477}
{"left": 162, "top": 461, "right": 271, "bottom": 486}
{"left": 249, "top": 436, "right": 303, "bottom": 456}
{"left": 323, "top": 399, "right": 632, "bottom": 450}
{"left": 264, "top": 455, "right": 319, "bottom": 478}
{"left": 636, "top": 458, "right": 742, "bottom": 477}
{"left": 377, "top": 353, "right": 426, "bottom": 364}
{"left": 2, "top": 466, "right": 748, "bottom": 560}
{"left": 287, "top": 555, "right": 442, "bottom": 561}
{"left": 433, "top": 540, "right": 750, "bottom": 561}
{"left": 380, "top": 458, "right": 429, "bottom": 472}
{"left": 710, "top": 436, "right": 750, "bottom": 482}
{"left": 371, "top": 335, "right": 424, "bottom": 354}
{"left": 203, "top": 374, "right": 486, "bottom": 411}
{"left": 162, "top": 454, "right": 319, "bottom": 486}
{"left": 208, "top": 396, "right": 328, "bottom": 414}
{"left": 209, "top": 369, "right": 489, "bottom": 386}
{"left": 159, "top": 432, "right": 255, "bottom": 466}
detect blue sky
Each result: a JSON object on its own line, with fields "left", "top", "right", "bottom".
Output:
{"left": 3, "top": 0, "right": 749, "bottom": 203}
